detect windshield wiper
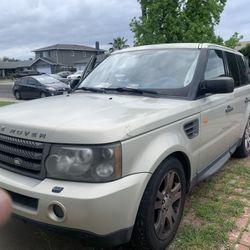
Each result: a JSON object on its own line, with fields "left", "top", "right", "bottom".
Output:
{"left": 77, "top": 86, "right": 106, "bottom": 93}
{"left": 102, "top": 87, "right": 159, "bottom": 95}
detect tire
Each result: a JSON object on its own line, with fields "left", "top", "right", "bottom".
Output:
{"left": 128, "top": 157, "right": 186, "bottom": 250}
{"left": 234, "top": 117, "right": 250, "bottom": 158}
{"left": 14, "top": 91, "right": 21, "bottom": 100}
{"left": 40, "top": 92, "right": 47, "bottom": 98}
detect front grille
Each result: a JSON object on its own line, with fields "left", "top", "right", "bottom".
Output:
{"left": 0, "top": 134, "right": 49, "bottom": 179}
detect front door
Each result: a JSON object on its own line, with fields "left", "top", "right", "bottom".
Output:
{"left": 198, "top": 49, "right": 233, "bottom": 172}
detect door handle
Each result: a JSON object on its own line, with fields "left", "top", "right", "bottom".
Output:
{"left": 245, "top": 97, "right": 250, "bottom": 103}
{"left": 225, "top": 105, "right": 234, "bottom": 113}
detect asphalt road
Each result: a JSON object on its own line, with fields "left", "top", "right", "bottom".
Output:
{"left": 0, "top": 83, "right": 15, "bottom": 100}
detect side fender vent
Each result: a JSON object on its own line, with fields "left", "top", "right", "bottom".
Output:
{"left": 184, "top": 119, "right": 199, "bottom": 139}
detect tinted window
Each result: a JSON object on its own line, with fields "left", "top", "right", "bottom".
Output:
{"left": 204, "top": 50, "right": 225, "bottom": 80}
{"left": 237, "top": 55, "right": 249, "bottom": 86}
{"left": 27, "top": 78, "right": 37, "bottom": 85}
{"left": 226, "top": 52, "right": 240, "bottom": 87}
{"left": 20, "top": 77, "right": 27, "bottom": 84}
{"left": 34, "top": 76, "right": 61, "bottom": 85}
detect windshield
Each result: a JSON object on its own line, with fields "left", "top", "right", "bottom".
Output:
{"left": 79, "top": 49, "right": 200, "bottom": 96}
{"left": 35, "top": 76, "right": 61, "bottom": 85}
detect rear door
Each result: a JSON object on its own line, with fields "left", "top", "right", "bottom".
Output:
{"left": 225, "top": 52, "right": 250, "bottom": 149}
{"left": 26, "top": 78, "right": 40, "bottom": 98}
{"left": 198, "top": 49, "right": 233, "bottom": 171}
{"left": 18, "top": 77, "right": 29, "bottom": 98}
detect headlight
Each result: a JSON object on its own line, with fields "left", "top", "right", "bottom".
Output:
{"left": 45, "top": 143, "right": 122, "bottom": 182}
{"left": 46, "top": 87, "right": 56, "bottom": 92}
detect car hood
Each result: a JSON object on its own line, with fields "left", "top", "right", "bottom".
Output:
{"left": 0, "top": 93, "right": 200, "bottom": 144}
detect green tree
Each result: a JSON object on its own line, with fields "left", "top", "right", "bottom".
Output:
{"left": 224, "top": 32, "right": 243, "bottom": 48}
{"left": 131, "top": 0, "right": 242, "bottom": 48}
{"left": 0, "top": 57, "right": 19, "bottom": 62}
{"left": 109, "top": 37, "right": 129, "bottom": 52}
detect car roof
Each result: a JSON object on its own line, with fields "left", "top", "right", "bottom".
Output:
{"left": 31, "top": 75, "right": 51, "bottom": 79}
{"left": 113, "top": 43, "right": 242, "bottom": 56}
{"left": 30, "top": 75, "right": 60, "bottom": 81}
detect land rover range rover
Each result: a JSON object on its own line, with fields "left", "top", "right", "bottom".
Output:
{"left": 0, "top": 43, "right": 249, "bottom": 250}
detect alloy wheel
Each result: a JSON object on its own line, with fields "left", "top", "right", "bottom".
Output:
{"left": 154, "top": 170, "right": 182, "bottom": 240}
{"left": 15, "top": 91, "right": 20, "bottom": 100}
{"left": 244, "top": 118, "right": 250, "bottom": 152}
{"left": 40, "top": 92, "right": 46, "bottom": 98}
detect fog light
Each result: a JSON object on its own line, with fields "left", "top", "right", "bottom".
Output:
{"left": 48, "top": 202, "right": 66, "bottom": 222}
{"left": 53, "top": 204, "right": 64, "bottom": 219}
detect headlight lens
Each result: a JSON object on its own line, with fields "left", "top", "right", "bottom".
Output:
{"left": 45, "top": 143, "right": 122, "bottom": 182}
{"left": 46, "top": 87, "right": 56, "bottom": 92}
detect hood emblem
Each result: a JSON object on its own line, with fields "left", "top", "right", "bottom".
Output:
{"left": 0, "top": 125, "right": 47, "bottom": 140}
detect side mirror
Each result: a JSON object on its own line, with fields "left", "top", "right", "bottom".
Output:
{"left": 200, "top": 77, "right": 234, "bottom": 94}
{"left": 70, "top": 79, "right": 80, "bottom": 89}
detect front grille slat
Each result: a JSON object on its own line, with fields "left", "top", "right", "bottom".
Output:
{"left": 0, "top": 134, "right": 44, "bottom": 149}
{"left": 0, "top": 142, "right": 42, "bottom": 160}
{"left": 0, "top": 133, "right": 47, "bottom": 178}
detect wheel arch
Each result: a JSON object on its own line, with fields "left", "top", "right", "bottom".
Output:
{"left": 140, "top": 150, "right": 192, "bottom": 198}
{"left": 167, "top": 151, "right": 191, "bottom": 192}
{"left": 14, "top": 89, "right": 21, "bottom": 100}
{"left": 240, "top": 109, "right": 250, "bottom": 138}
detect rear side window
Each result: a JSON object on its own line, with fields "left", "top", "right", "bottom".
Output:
{"left": 237, "top": 55, "right": 249, "bottom": 86}
{"left": 204, "top": 50, "right": 225, "bottom": 80}
{"left": 27, "top": 78, "right": 37, "bottom": 85}
{"left": 20, "top": 77, "right": 27, "bottom": 84}
{"left": 225, "top": 52, "right": 241, "bottom": 87}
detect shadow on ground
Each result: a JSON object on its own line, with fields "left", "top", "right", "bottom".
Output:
{"left": 0, "top": 217, "right": 124, "bottom": 250}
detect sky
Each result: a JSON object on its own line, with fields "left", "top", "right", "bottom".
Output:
{"left": 0, "top": 0, "right": 249, "bottom": 60}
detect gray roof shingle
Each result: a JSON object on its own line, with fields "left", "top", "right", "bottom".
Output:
{"left": 0, "top": 60, "right": 34, "bottom": 69}
{"left": 33, "top": 44, "right": 103, "bottom": 52}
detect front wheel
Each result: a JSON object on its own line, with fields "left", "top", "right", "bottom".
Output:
{"left": 40, "top": 92, "right": 47, "bottom": 98}
{"left": 129, "top": 157, "right": 186, "bottom": 250}
{"left": 14, "top": 90, "right": 21, "bottom": 100}
{"left": 234, "top": 117, "right": 250, "bottom": 158}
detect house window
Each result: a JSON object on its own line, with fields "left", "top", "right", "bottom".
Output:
{"left": 82, "top": 51, "right": 87, "bottom": 57}
{"left": 44, "top": 51, "right": 51, "bottom": 57}
{"left": 71, "top": 51, "right": 75, "bottom": 56}
{"left": 39, "top": 52, "right": 43, "bottom": 58}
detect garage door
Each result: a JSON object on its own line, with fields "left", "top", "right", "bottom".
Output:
{"left": 36, "top": 65, "right": 51, "bottom": 74}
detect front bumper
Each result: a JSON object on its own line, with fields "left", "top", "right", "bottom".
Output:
{"left": 48, "top": 90, "right": 68, "bottom": 97}
{"left": 0, "top": 168, "right": 151, "bottom": 244}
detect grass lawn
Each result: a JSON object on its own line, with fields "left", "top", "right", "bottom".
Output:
{"left": 169, "top": 158, "right": 250, "bottom": 250}
{"left": 0, "top": 101, "right": 14, "bottom": 107}
{"left": 0, "top": 79, "right": 13, "bottom": 85}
